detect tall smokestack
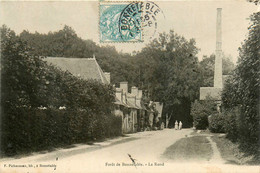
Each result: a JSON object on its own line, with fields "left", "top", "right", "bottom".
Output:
{"left": 214, "top": 8, "right": 223, "bottom": 88}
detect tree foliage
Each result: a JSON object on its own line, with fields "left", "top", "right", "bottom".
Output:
{"left": 199, "top": 54, "right": 235, "bottom": 87}
{"left": 16, "top": 24, "right": 237, "bottom": 128}
{"left": 19, "top": 25, "right": 137, "bottom": 86}
{"left": 222, "top": 12, "right": 260, "bottom": 156}
{"left": 18, "top": 27, "right": 204, "bottom": 127}
{"left": 208, "top": 114, "right": 225, "bottom": 133}
{"left": 133, "top": 31, "right": 201, "bottom": 127}
{"left": 1, "top": 25, "right": 120, "bottom": 155}
{"left": 191, "top": 99, "right": 218, "bottom": 130}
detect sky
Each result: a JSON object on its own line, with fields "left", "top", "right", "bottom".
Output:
{"left": 0, "top": 0, "right": 259, "bottom": 63}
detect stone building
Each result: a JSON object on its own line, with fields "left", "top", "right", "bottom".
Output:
{"left": 44, "top": 56, "right": 160, "bottom": 134}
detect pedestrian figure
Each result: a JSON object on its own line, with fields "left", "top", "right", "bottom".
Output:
{"left": 179, "top": 121, "right": 182, "bottom": 130}
{"left": 175, "top": 120, "right": 178, "bottom": 130}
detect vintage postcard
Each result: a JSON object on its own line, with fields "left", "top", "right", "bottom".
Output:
{"left": 0, "top": 0, "right": 259, "bottom": 173}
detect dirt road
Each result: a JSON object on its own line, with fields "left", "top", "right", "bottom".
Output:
{"left": 0, "top": 129, "right": 259, "bottom": 173}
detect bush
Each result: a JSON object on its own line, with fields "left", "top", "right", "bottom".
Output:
{"left": 1, "top": 108, "right": 123, "bottom": 156}
{"left": 191, "top": 99, "right": 218, "bottom": 130}
{"left": 110, "top": 116, "right": 123, "bottom": 136}
{"left": 221, "top": 12, "right": 260, "bottom": 157}
{"left": 0, "top": 26, "right": 122, "bottom": 156}
{"left": 193, "top": 114, "right": 209, "bottom": 130}
{"left": 208, "top": 113, "right": 225, "bottom": 133}
{"left": 223, "top": 108, "right": 239, "bottom": 142}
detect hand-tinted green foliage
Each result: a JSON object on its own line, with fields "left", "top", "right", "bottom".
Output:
{"left": 208, "top": 114, "right": 225, "bottom": 133}
{"left": 222, "top": 12, "right": 260, "bottom": 156}
{"left": 1, "top": 26, "right": 120, "bottom": 156}
{"left": 191, "top": 99, "right": 218, "bottom": 130}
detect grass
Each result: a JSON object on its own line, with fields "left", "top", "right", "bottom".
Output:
{"left": 211, "top": 135, "right": 258, "bottom": 165}
{"left": 163, "top": 136, "right": 213, "bottom": 162}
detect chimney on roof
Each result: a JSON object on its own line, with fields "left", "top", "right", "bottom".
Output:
{"left": 93, "top": 54, "right": 96, "bottom": 59}
{"left": 138, "top": 90, "right": 143, "bottom": 99}
{"left": 120, "top": 82, "right": 128, "bottom": 94}
{"left": 122, "top": 92, "right": 127, "bottom": 104}
{"left": 104, "top": 72, "right": 110, "bottom": 84}
{"left": 127, "top": 94, "right": 137, "bottom": 107}
{"left": 131, "top": 86, "right": 139, "bottom": 97}
{"left": 115, "top": 88, "right": 123, "bottom": 102}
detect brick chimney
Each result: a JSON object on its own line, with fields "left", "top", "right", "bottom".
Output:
{"left": 120, "top": 82, "right": 128, "bottom": 94}
{"left": 136, "top": 89, "right": 142, "bottom": 108}
{"left": 122, "top": 92, "right": 127, "bottom": 105}
{"left": 131, "top": 86, "right": 139, "bottom": 97}
{"left": 214, "top": 8, "right": 223, "bottom": 88}
{"left": 137, "top": 89, "right": 143, "bottom": 99}
{"left": 104, "top": 72, "right": 110, "bottom": 84}
{"left": 115, "top": 88, "right": 123, "bottom": 102}
{"left": 127, "top": 94, "right": 137, "bottom": 107}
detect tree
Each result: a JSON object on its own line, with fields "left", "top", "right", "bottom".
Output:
{"left": 191, "top": 99, "right": 218, "bottom": 130}
{"left": 18, "top": 25, "right": 138, "bottom": 86}
{"left": 222, "top": 12, "right": 260, "bottom": 156}
{"left": 134, "top": 30, "right": 200, "bottom": 127}
{"left": 1, "top": 26, "right": 119, "bottom": 155}
{"left": 20, "top": 25, "right": 87, "bottom": 57}
{"left": 199, "top": 54, "right": 235, "bottom": 87}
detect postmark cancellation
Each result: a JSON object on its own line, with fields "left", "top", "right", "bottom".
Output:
{"left": 99, "top": 1, "right": 164, "bottom": 42}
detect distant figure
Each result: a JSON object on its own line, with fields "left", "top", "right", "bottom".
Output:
{"left": 179, "top": 121, "right": 182, "bottom": 130}
{"left": 174, "top": 120, "right": 178, "bottom": 130}
{"left": 161, "top": 122, "right": 165, "bottom": 130}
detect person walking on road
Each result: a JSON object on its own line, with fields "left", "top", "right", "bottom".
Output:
{"left": 179, "top": 121, "right": 182, "bottom": 130}
{"left": 175, "top": 120, "right": 178, "bottom": 130}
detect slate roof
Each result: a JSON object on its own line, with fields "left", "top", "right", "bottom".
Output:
{"left": 44, "top": 57, "right": 108, "bottom": 84}
{"left": 114, "top": 97, "right": 123, "bottom": 105}
{"left": 126, "top": 101, "right": 139, "bottom": 109}
{"left": 127, "top": 94, "right": 140, "bottom": 109}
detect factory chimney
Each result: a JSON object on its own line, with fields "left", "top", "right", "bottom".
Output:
{"left": 214, "top": 8, "right": 223, "bottom": 88}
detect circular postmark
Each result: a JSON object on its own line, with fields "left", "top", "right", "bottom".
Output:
{"left": 119, "top": 1, "right": 164, "bottom": 42}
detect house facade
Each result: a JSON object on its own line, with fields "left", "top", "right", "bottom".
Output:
{"left": 44, "top": 56, "right": 163, "bottom": 134}
{"left": 114, "top": 82, "right": 163, "bottom": 133}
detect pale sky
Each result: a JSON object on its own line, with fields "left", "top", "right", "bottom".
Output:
{"left": 1, "top": 0, "right": 259, "bottom": 63}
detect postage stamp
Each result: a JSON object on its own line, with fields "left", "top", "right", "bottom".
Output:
{"left": 99, "top": 2, "right": 130, "bottom": 42}
{"left": 99, "top": 1, "right": 164, "bottom": 42}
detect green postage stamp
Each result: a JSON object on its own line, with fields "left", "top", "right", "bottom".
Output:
{"left": 99, "top": 1, "right": 164, "bottom": 42}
